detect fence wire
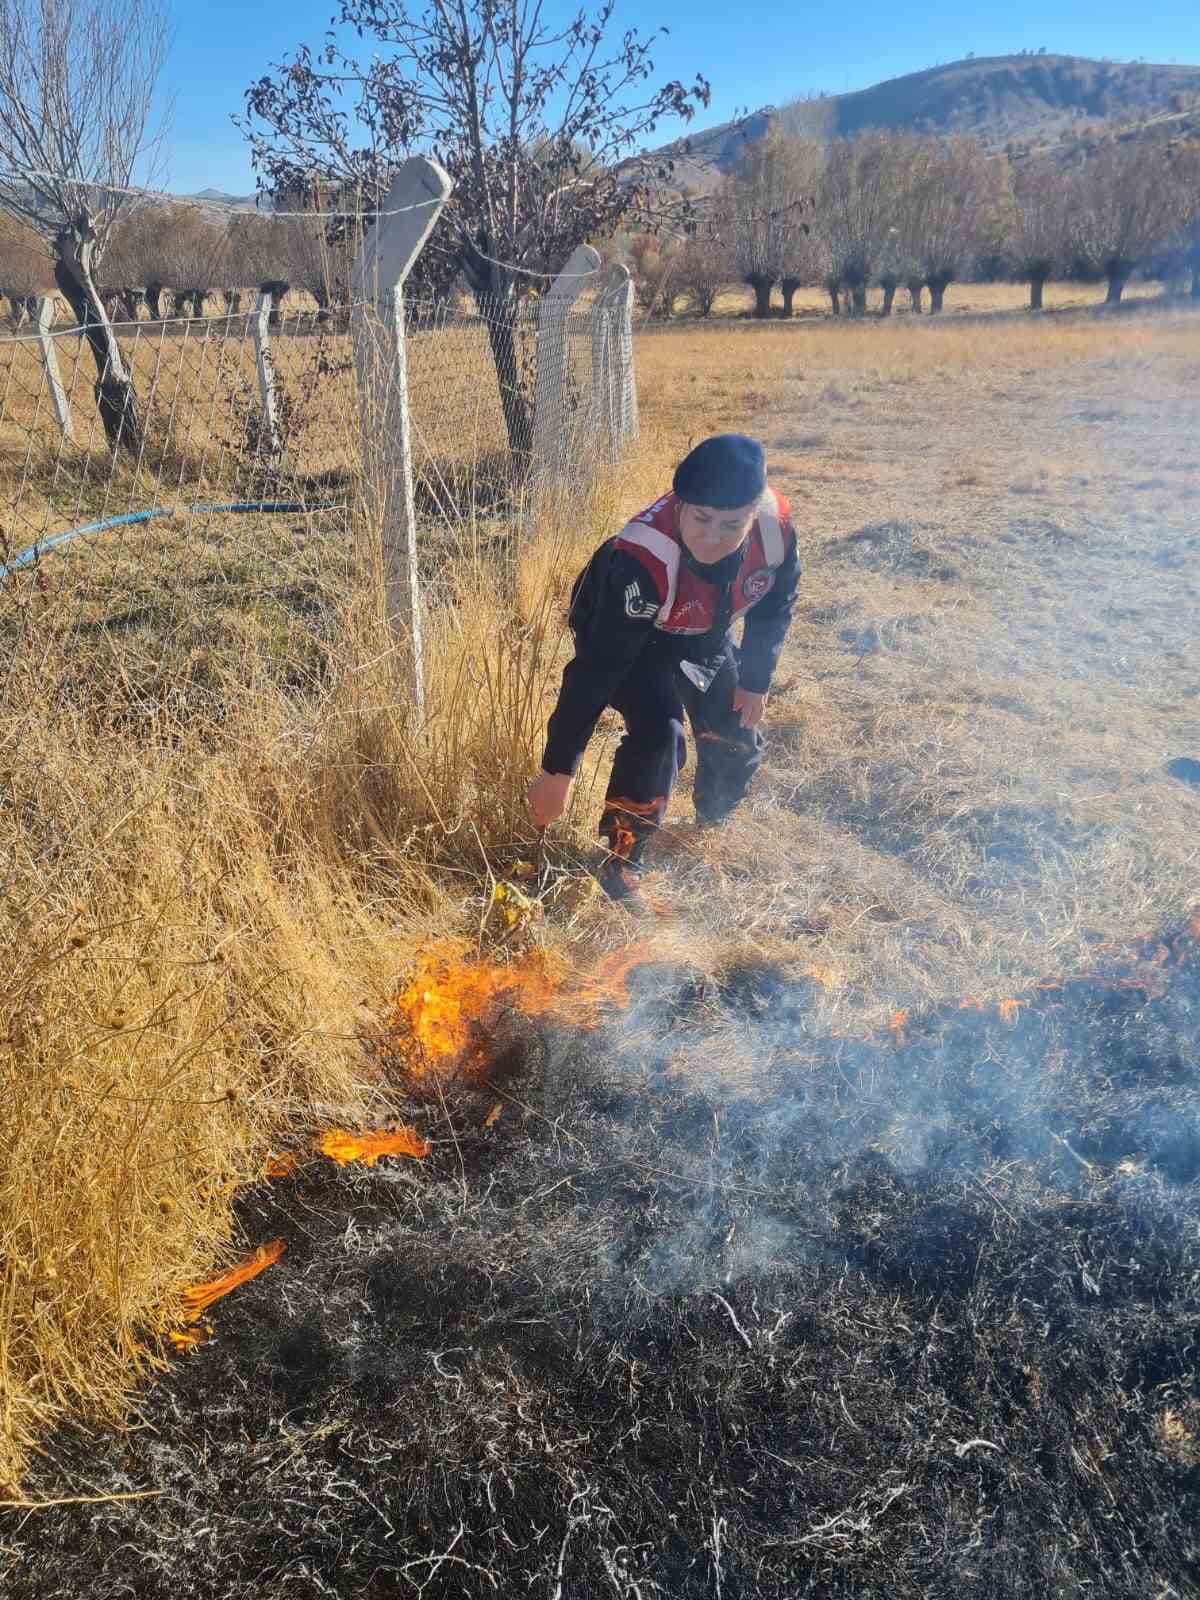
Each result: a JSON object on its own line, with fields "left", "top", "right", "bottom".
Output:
{"left": 0, "top": 278, "right": 636, "bottom": 724}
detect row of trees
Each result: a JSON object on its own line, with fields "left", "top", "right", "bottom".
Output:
{"left": 0, "top": 207, "right": 355, "bottom": 325}
{"left": 632, "top": 130, "right": 1200, "bottom": 318}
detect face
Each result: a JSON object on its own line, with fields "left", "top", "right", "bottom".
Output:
{"left": 676, "top": 500, "right": 759, "bottom": 564}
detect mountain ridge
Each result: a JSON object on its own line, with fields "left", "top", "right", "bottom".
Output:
{"left": 646, "top": 52, "right": 1200, "bottom": 191}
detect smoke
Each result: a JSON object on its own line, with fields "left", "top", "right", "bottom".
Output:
{"left": 559, "top": 917, "right": 1200, "bottom": 1300}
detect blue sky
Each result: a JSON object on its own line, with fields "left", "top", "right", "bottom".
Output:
{"left": 157, "top": 2, "right": 1200, "bottom": 195}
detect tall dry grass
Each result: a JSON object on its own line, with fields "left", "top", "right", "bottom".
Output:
{"left": 0, "top": 426, "right": 672, "bottom": 1488}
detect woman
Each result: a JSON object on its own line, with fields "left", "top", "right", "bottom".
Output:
{"left": 527, "top": 434, "right": 800, "bottom": 907}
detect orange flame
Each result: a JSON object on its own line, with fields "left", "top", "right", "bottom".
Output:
{"left": 180, "top": 1238, "right": 287, "bottom": 1323}
{"left": 378, "top": 939, "right": 646, "bottom": 1081}
{"left": 168, "top": 1325, "right": 211, "bottom": 1352}
{"left": 319, "top": 1126, "right": 430, "bottom": 1166}
{"left": 887, "top": 1008, "right": 909, "bottom": 1043}
{"left": 264, "top": 1152, "right": 298, "bottom": 1180}
{"left": 997, "top": 998, "right": 1026, "bottom": 1025}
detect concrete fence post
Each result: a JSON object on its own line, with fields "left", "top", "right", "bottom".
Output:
{"left": 615, "top": 266, "right": 639, "bottom": 450}
{"left": 350, "top": 157, "right": 453, "bottom": 722}
{"left": 591, "top": 264, "right": 632, "bottom": 464}
{"left": 531, "top": 242, "right": 601, "bottom": 486}
{"left": 35, "top": 297, "right": 74, "bottom": 445}
{"left": 252, "top": 291, "right": 281, "bottom": 457}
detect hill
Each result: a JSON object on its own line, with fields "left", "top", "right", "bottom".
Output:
{"left": 647, "top": 52, "right": 1200, "bottom": 190}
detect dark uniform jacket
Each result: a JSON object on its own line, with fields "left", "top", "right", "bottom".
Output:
{"left": 543, "top": 488, "right": 800, "bottom": 776}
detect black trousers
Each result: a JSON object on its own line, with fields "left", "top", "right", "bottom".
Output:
{"left": 599, "top": 639, "right": 764, "bottom": 864}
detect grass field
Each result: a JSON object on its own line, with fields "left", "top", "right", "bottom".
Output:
{"left": 1, "top": 288, "right": 1198, "bottom": 1521}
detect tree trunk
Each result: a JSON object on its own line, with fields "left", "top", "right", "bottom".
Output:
{"left": 907, "top": 280, "right": 924, "bottom": 314}
{"left": 54, "top": 215, "right": 142, "bottom": 454}
{"left": 145, "top": 281, "right": 167, "bottom": 320}
{"left": 1029, "top": 274, "right": 1046, "bottom": 311}
{"left": 1105, "top": 267, "right": 1127, "bottom": 305}
{"left": 927, "top": 274, "right": 952, "bottom": 314}
{"left": 482, "top": 295, "right": 533, "bottom": 463}
{"left": 827, "top": 282, "right": 840, "bottom": 316}
{"left": 313, "top": 286, "right": 331, "bottom": 324}
{"left": 225, "top": 288, "right": 242, "bottom": 315}
{"left": 746, "top": 274, "right": 774, "bottom": 319}
{"left": 187, "top": 289, "right": 205, "bottom": 318}
{"left": 261, "top": 281, "right": 289, "bottom": 327}
{"left": 1191, "top": 262, "right": 1200, "bottom": 300}
{"left": 849, "top": 282, "right": 867, "bottom": 316}
{"left": 118, "top": 288, "right": 142, "bottom": 322}
{"left": 781, "top": 277, "right": 801, "bottom": 317}
{"left": 880, "top": 278, "right": 897, "bottom": 317}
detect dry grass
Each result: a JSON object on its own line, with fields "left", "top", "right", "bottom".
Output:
{"left": 2, "top": 288, "right": 1199, "bottom": 1488}
{"left": 627, "top": 301, "right": 1200, "bottom": 1039}
{"left": 0, "top": 433, "right": 667, "bottom": 1486}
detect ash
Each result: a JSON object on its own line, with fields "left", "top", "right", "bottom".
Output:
{"left": 8, "top": 928, "right": 1200, "bottom": 1599}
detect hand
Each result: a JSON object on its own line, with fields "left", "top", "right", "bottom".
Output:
{"left": 732, "top": 688, "right": 766, "bottom": 730}
{"left": 526, "top": 770, "right": 572, "bottom": 828}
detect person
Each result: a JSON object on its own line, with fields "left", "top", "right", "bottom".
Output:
{"left": 526, "top": 433, "right": 800, "bottom": 907}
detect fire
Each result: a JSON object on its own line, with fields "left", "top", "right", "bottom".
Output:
{"left": 387, "top": 942, "right": 566, "bottom": 1074}
{"left": 319, "top": 1126, "right": 430, "bottom": 1166}
{"left": 887, "top": 1008, "right": 909, "bottom": 1043}
{"left": 378, "top": 939, "right": 644, "bottom": 1082}
{"left": 168, "top": 1325, "right": 211, "bottom": 1353}
{"left": 997, "top": 998, "right": 1026, "bottom": 1025}
{"left": 180, "top": 1238, "right": 287, "bottom": 1323}
{"left": 264, "top": 1152, "right": 298, "bottom": 1180}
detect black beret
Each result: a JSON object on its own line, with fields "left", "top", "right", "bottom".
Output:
{"left": 673, "top": 434, "right": 766, "bottom": 510}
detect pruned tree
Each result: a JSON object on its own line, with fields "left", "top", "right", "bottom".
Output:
{"left": 1146, "top": 142, "right": 1200, "bottom": 298}
{"left": 222, "top": 213, "right": 296, "bottom": 322}
{"left": 819, "top": 132, "right": 904, "bottom": 316}
{"left": 869, "top": 136, "right": 925, "bottom": 317}
{"left": 903, "top": 135, "right": 999, "bottom": 313}
{"left": 0, "top": 213, "right": 52, "bottom": 326}
{"left": 1007, "top": 158, "right": 1069, "bottom": 310}
{"left": 241, "top": 0, "right": 709, "bottom": 458}
{"left": 1068, "top": 138, "right": 1192, "bottom": 305}
{"left": 672, "top": 230, "right": 737, "bottom": 317}
{"left": 628, "top": 232, "right": 683, "bottom": 319}
{"left": 107, "top": 205, "right": 232, "bottom": 318}
{"left": 723, "top": 130, "right": 816, "bottom": 318}
{"left": 0, "top": 0, "right": 168, "bottom": 450}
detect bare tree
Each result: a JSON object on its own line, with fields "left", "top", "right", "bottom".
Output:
{"left": 0, "top": 0, "right": 168, "bottom": 449}
{"left": 1006, "top": 158, "right": 1069, "bottom": 310}
{"left": 104, "top": 205, "right": 232, "bottom": 318}
{"left": 241, "top": 0, "right": 708, "bottom": 459}
{"left": 628, "top": 232, "right": 683, "bottom": 319}
{"left": 903, "top": 136, "right": 999, "bottom": 314}
{"left": 0, "top": 213, "right": 52, "bottom": 325}
{"left": 724, "top": 130, "right": 816, "bottom": 318}
{"left": 159, "top": 210, "right": 232, "bottom": 316}
{"left": 819, "top": 132, "right": 904, "bottom": 316}
{"left": 1068, "top": 139, "right": 1192, "bottom": 305}
{"left": 672, "top": 230, "right": 736, "bottom": 317}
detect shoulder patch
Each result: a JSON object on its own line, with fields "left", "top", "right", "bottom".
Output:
{"left": 624, "top": 581, "right": 660, "bottom": 620}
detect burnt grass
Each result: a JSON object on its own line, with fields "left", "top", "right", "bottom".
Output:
{"left": 10, "top": 926, "right": 1200, "bottom": 1599}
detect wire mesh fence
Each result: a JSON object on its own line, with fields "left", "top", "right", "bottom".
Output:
{"left": 0, "top": 274, "right": 636, "bottom": 722}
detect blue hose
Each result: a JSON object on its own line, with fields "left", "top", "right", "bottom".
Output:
{"left": 0, "top": 500, "right": 344, "bottom": 582}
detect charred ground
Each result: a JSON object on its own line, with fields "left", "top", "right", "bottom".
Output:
{"left": 8, "top": 923, "right": 1200, "bottom": 1599}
